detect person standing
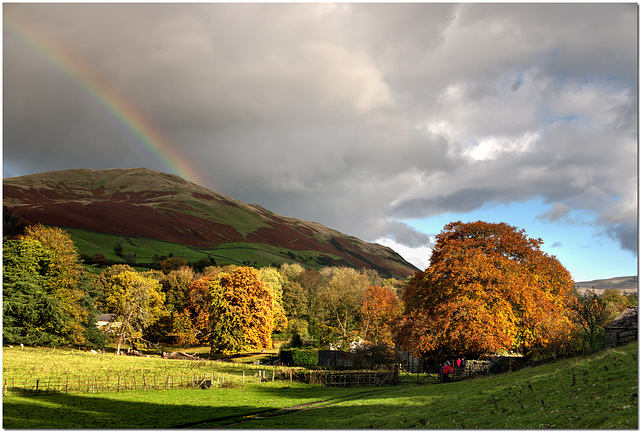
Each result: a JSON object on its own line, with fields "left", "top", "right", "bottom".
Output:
{"left": 441, "top": 361, "right": 453, "bottom": 383}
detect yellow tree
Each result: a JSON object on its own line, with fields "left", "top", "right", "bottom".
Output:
{"left": 104, "top": 270, "right": 165, "bottom": 354}
{"left": 209, "top": 267, "right": 277, "bottom": 354}
{"left": 397, "top": 221, "right": 575, "bottom": 358}
{"left": 173, "top": 309, "right": 198, "bottom": 346}
{"left": 259, "top": 267, "right": 288, "bottom": 332}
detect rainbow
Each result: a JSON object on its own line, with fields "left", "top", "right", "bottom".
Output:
{"left": 4, "top": 9, "right": 204, "bottom": 185}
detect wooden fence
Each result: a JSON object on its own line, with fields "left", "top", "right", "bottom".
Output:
{"left": 307, "top": 369, "right": 398, "bottom": 387}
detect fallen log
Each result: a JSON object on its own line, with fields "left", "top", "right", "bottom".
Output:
{"left": 162, "top": 351, "right": 201, "bottom": 360}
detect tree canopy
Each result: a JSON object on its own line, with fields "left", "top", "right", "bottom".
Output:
{"left": 3, "top": 225, "right": 104, "bottom": 346}
{"left": 360, "top": 285, "right": 401, "bottom": 347}
{"left": 208, "top": 266, "right": 278, "bottom": 354}
{"left": 103, "top": 269, "right": 165, "bottom": 354}
{"left": 397, "top": 221, "right": 576, "bottom": 358}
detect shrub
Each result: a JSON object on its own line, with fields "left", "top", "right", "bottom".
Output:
{"left": 280, "top": 348, "right": 319, "bottom": 366}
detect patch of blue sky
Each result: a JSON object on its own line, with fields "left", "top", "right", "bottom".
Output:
{"left": 403, "top": 198, "right": 637, "bottom": 282}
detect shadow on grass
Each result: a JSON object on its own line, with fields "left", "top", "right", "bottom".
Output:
{"left": 3, "top": 391, "right": 269, "bottom": 429}
{"left": 2, "top": 383, "right": 424, "bottom": 429}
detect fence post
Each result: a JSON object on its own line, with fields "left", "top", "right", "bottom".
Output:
{"left": 242, "top": 371, "right": 245, "bottom": 384}
{"left": 36, "top": 379, "right": 39, "bottom": 395}
{"left": 118, "top": 376, "right": 121, "bottom": 392}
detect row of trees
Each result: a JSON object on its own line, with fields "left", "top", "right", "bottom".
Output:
{"left": 3, "top": 224, "right": 403, "bottom": 354}
{"left": 3, "top": 222, "right": 635, "bottom": 360}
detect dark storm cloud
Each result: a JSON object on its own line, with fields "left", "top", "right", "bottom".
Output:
{"left": 3, "top": 3, "right": 636, "bottom": 256}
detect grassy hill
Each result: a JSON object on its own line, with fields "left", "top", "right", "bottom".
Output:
{"left": 2, "top": 342, "right": 637, "bottom": 428}
{"left": 3, "top": 168, "right": 418, "bottom": 278}
{"left": 574, "top": 276, "right": 638, "bottom": 294}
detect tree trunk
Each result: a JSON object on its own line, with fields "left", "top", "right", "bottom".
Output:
{"left": 116, "top": 309, "right": 134, "bottom": 355}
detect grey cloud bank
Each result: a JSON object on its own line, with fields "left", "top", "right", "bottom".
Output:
{"left": 3, "top": 4, "right": 637, "bottom": 263}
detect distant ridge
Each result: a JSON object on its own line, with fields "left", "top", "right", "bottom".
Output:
{"left": 574, "top": 276, "right": 638, "bottom": 294}
{"left": 3, "top": 168, "right": 418, "bottom": 278}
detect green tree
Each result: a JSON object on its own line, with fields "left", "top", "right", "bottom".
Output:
{"left": 3, "top": 226, "right": 104, "bottom": 347}
{"left": 104, "top": 270, "right": 165, "bottom": 354}
{"left": 160, "top": 256, "right": 187, "bottom": 274}
{"left": 570, "top": 289, "right": 613, "bottom": 351}
{"left": 113, "top": 242, "right": 124, "bottom": 258}
{"left": 312, "top": 267, "right": 370, "bottom": 349}
{"left": 282, "top": 280, "right": 308, "bottom": 321}
{"left": 161, "top": 267, "right": 195, "bottom": 313}
{"left": 3, "top": 238, "right": 67, "bottom": 345}
{"left": 599, "top": 289, "right": 634, "bottom": 316}
{"left": 21, "top": 225, "right": 91, "bottom": 343}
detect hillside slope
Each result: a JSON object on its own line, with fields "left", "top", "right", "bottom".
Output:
{"left": 574, "top": 276, "right": 638, "bottom": 294}
{"left": 3, "top": 168, "right": 418, "bottom": 278}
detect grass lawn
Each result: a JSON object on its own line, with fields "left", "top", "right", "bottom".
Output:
{"left": 3, "top": 343, "right": 638, "bottom": 429}
{"left": 238, "top": 343, "right": 638, "bottom": 429}
{"left": 2, "top": 382, "right": 361, "bottom": 428}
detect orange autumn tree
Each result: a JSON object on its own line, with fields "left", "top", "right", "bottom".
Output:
{"left": 360, "top": 285, "right": 401, "bottom": 347}
{"left": 178, "top": 277, "right": 214, "bottom": 346}
{"left": 396, "top": 221, "right": 575, "bottom": 358}
{"left": 209, "top": 266, "right": 277, "bottom": 354}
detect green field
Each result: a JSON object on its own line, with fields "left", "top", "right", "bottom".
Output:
{"left": 2, "top": 346, "right": 270, "bottom": 382}
{"left": 67, "top": 228, "right": 211, "bottom": 262}
{"left": 3, "top": 343, "right": 638, "bottom": 428}
{"left": 66, "top": 228, "right": 345, "bottom": 269}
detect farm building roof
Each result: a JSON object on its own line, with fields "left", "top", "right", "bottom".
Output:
{"left": 605, "top": 307, "right": 638, "bottom": 330}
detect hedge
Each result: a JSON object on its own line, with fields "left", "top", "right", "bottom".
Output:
{"left": 279, "top": 348, "right": 319, "bottom": 366}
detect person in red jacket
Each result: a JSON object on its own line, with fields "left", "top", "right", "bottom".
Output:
{"left": 441, "top": 361, "right": 453, "bottom": 383}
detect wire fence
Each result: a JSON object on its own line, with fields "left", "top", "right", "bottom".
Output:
{"left": 4, "top": 367, "right": 404, "bottom": 396}
{"left": 3, "top": 369, "right": 281, "bottom": 397}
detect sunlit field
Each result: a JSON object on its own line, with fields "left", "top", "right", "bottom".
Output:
{"left": 3, "top": 343, "right": 637, "bottom": 429}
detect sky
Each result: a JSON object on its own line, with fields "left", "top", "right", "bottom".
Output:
{"left": 3, "top": 3, "right": 638, "bottom": 282}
